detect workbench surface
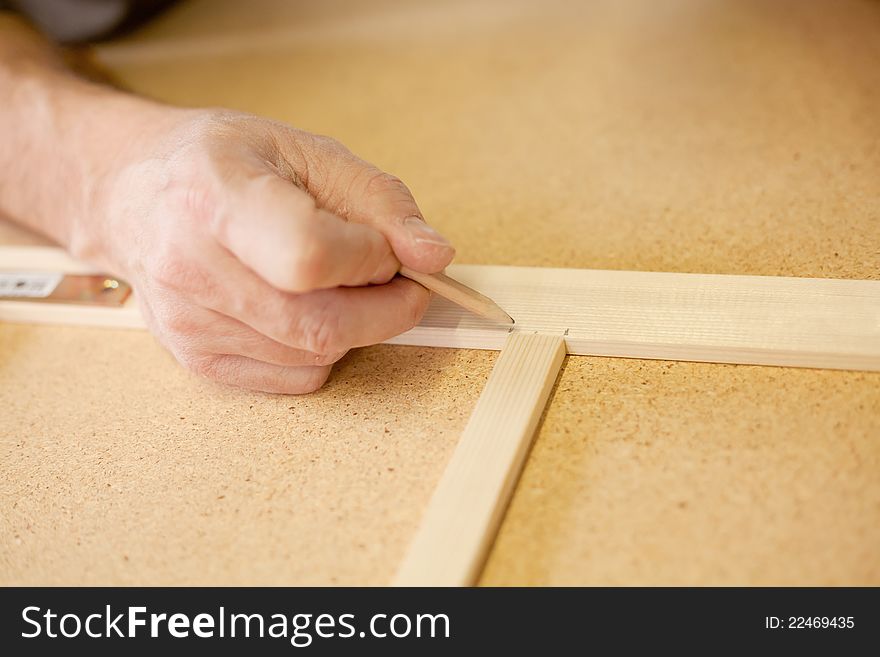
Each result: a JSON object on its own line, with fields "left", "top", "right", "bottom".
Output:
{"left": 2, "top": 0, "right": 878, "bottom": 585}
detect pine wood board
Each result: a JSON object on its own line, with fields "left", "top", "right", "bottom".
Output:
{"left": 389, "top": 267, "right": 880, "bottom": 371}
{"left": 2, "top": 246, "right": 879, "bottom": 371}
{"left": 393, "top": 332, "right": 566, "bottom": 586}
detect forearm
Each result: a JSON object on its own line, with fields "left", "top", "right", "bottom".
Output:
{"left": 0, "top": 14, "right": 172, "bottom": 254}
{"left": 0, "top": 14, "right": 455, "bottom": 394}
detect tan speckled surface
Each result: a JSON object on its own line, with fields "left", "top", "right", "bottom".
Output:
{"left": 481, "top": 358, "right": 880, "bottom": 585}
{"left": 0, "top": 325, "right": 494, "bottom": 584}
{"left": 2, "top": 0, "right": 879, "bottom": 584}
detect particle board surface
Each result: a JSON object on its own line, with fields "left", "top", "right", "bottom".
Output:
{"left": 96, "top": 0, "right": 880, "bottom": 280}
{"left": 0, "top": 323, "right": 496, "bottom": 585}
{"left": 481, "top": 357, "right": 880, "bottom": 585}
{"left": 2, "top": 0, "right": 879, "bottom": 585}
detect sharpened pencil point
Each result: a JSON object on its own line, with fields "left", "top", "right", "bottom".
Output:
{"left": 399, "top": 266, "right": 513, "bottom": 326}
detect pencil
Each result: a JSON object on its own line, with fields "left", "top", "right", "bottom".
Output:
{"left": 399, "top": 266, "right": 515, "bottom": 325}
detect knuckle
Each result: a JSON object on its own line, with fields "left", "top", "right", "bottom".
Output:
{"left": 155, "top": 301, "right": 201, "bottom": 337}
{"left": 183, "top": 183, "right": 217, "bottom": 225}
{"left": 148, "top": 247, "right": 225, "bottom": 308}
{"left": 272, "top": 229, "right": 330, "bottom": 293}
{"left": 363, "top": 169, "right": 410, "bottom": 198}
{"left": 176, "top": 350, "right": 218, "bottom": 379}
{"left": 287, "top": 241, "right": 330, "bottom": 292}
{"left": 166, "top": 175, "right": 218, "bottom": 226}
{"left": 260, "top": 205, "right": 330, "bottom": 293}
{"left": 221, "top": 289, "right": 252, "bottom": 322}
{"left": 149, "top": 249, "right": 211, "bottom": 297}
{"left": 149, "top": 249, "right": 190, "bottom": 290}
{"left": 294, "top": 303, "right": 343, "bottom": 355}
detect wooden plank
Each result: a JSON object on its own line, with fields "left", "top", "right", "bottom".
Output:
{"left": 2, "top": 246, "right": 879, "bottom": 371}
{"left": 392, "top": 331, "right": 566, "bottom": 586}
{"left": 389, "top": 266, "right": 880, "bottom": 372}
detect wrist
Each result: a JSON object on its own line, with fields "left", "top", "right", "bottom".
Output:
{"left": 62, "top": 85, "right": 188, "bottom": 269}
{"left": 0, "top": 57, "right": 181, "bottom": 259}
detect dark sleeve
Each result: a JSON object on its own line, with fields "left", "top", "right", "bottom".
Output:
{"left": 4, "top": 0, "right": 178, "bottom": 44}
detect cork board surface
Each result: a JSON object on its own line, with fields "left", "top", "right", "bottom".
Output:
{"left": 2, "top": 0, "right": 879, "bottom": 584}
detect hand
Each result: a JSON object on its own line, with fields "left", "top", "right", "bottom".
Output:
{"left": 76, "top": 109, "right": 455, "bottom": 393}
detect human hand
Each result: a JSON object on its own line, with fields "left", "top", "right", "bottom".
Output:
{"left": 76, "top": 109, "right": 455, "bottom": 393}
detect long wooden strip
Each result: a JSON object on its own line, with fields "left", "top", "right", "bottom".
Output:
{"left": 392, "top": 332, "right": 566, "bottom": 586}
{"left": 2, "top": 246, "right": 879, "bottom": 371}
{"left": 388, "top": 265, "right": 880, "bottom": 371}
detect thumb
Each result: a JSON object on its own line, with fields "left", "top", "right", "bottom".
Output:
{"left": 289, "top": 134, "right": 456, "bottom": 274}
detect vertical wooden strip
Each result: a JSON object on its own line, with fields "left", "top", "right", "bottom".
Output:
{"left": 392, "top": 331, "right": 566, "bottom": 586}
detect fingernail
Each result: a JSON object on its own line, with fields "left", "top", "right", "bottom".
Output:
{"left": 404, "top": 216, "right": 452, "bottom": 248}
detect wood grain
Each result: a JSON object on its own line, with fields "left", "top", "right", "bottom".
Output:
{"left": 3, "top": 246, "right": 878, "bottom": 371}
{"left": 399, "top": 266, "right": 514, "bottom": 325}
{"left": 389, "top": 266, "right": 880, "bottom": 371}
{"left": 392, "top": 331, "right": 566, "bottom": 586}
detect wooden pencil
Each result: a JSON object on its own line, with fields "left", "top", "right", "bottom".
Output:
{"left": 399, "top": 266, "right": 515, "bottom": 325}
